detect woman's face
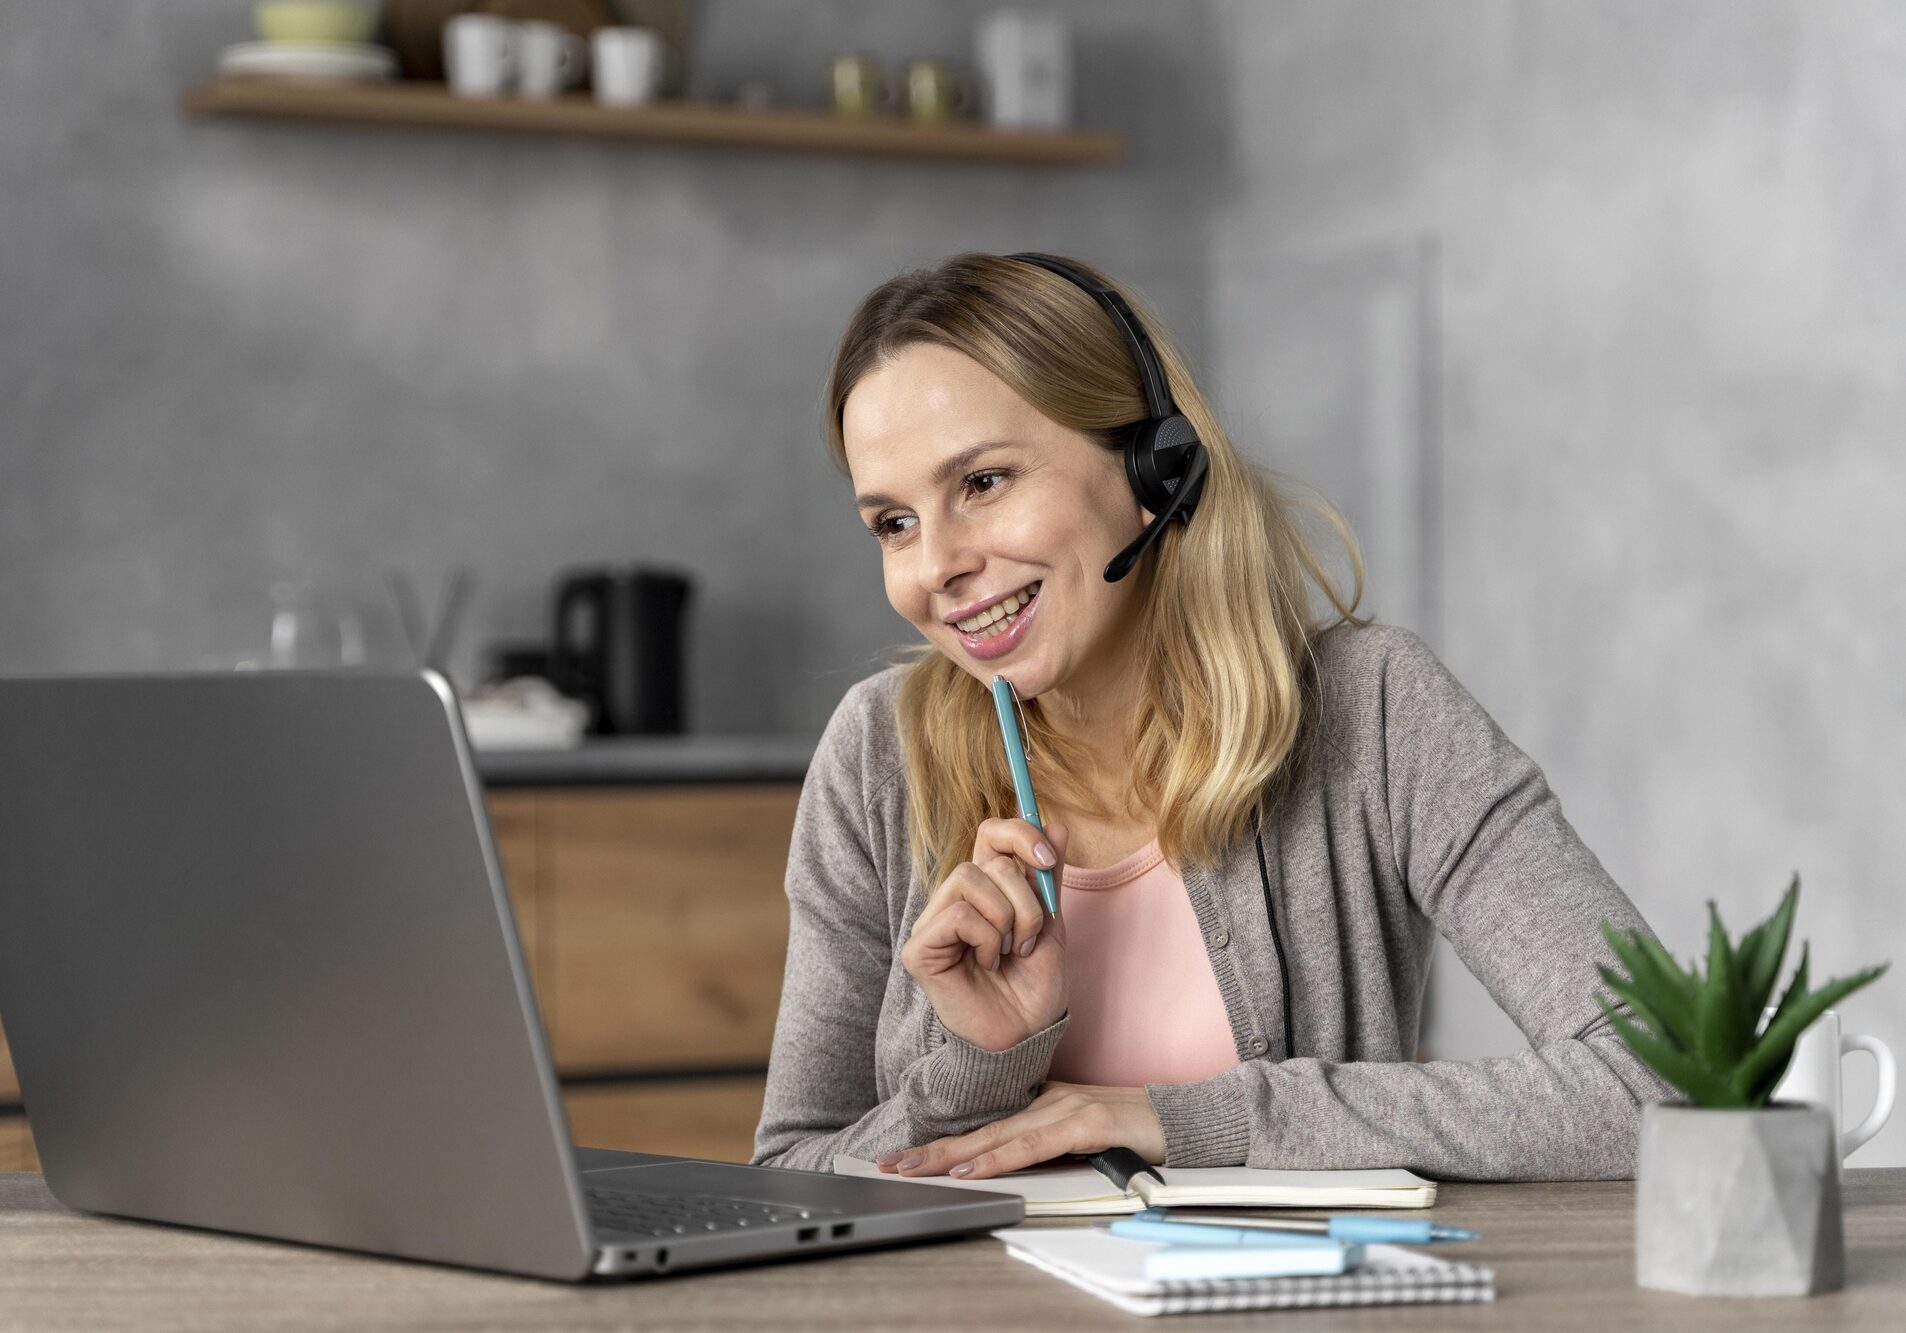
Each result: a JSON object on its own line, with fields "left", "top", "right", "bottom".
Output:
{"left": 842, "top": 342, "right": 1152, "bottom": 702}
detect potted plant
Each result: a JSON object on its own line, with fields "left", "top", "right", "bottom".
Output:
{"left": 1599, "top": 875, "right": 1888, "bottom": 1296}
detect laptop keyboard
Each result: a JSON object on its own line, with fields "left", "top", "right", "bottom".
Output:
{"left": 584, "top": 1187, "right": 841, "bottom": 1239}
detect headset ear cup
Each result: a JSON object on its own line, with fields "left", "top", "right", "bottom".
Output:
{"left": 1123, "top": 414, "right": 1205, "bottom": 520}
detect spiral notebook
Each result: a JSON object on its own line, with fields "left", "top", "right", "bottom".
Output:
{"left": 998, "top": 1227, "right": 1496, "bottom": 1316}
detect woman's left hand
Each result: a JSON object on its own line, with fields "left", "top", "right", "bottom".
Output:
{"left": 877, "top": 1082, "right": 1166, "bottom": 1179}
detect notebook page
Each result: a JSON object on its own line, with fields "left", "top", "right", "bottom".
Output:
{"left": 833, "top": 1154, "right": 1124, "bottom": 1209}
{"left": 834, "top": 1156, "right": 1436, "bottom": 1214}
{"left": 1151, "top": 1166, "right": 1437, "bottom": 1209}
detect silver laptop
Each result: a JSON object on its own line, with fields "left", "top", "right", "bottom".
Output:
{"left": 0, "top": 670, "right": 1020, "bottom": 1280}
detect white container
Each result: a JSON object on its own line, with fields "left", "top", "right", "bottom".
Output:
{"left": 516, "top": 20, "right": 585, "bottom": 99}
{"left": 593, "top": 27, "right": 664, "bottom": 107}
{"left": 1767, "top": 1006, "right": 1896, "bottom": 1159}
{"left": 444, "top": 13, "right": 517, "bottom": 99}
{"left": 975, "top": 10, "right": 1071, "bottom": 129}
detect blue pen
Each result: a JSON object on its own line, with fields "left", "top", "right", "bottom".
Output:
{"left": 1111, "top": 1219, "right": 1346, "bottom": 1249}
{"left": 990, "top": 675, "right": 1058, "bottom": 917}
{"left": 1127, "top": 1208, "right": 1478, "bottom": 1245}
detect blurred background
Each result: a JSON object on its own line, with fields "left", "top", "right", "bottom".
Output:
{"left": 2, "top": 1, "right": 1900, "bottom": 1166}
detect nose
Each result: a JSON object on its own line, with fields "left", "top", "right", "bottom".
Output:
{"left": 917, "top": 513, "right": 984, "bottom": 598}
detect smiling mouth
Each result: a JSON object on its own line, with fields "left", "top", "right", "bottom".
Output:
{"left": 954, "top": 582, "right": 1041, "bottom": 639}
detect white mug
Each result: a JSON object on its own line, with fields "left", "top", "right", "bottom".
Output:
{"left": 592, "top": 27, "right": 663, "bottom": 107}
{"left": 975, "top": 10, "right": 1071, "bottom": 129}
{"left": 444, "top": 13, "right": 517, "bottom": 99}
{"left": 1768, "top": 1007, "right": 1896, "bottom": 1158}
{"left": 516, "top": 20, "right": 585, "bottom": 99}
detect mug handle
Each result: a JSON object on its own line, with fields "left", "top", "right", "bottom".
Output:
{"left": 1841, "top": 1033, "right": 1896, "bottom": 1157}
{"left": 558, "top": 31, "right": 587, "bottom": 89}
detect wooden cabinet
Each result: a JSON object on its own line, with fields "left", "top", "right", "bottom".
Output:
{"left": 497, "top": 783, "right": 799, "bottom": 1163}
{"left": 0, "top": 784, "right": 801, "bottom": 1171}
{"left": 0, "top": 1019, "right": 17, "bottom": 1102}
{"left": 0, "top": 1117, "right": 34, "bottom": 1172}
{"left": 561, "top": 1077, "right": 770, "bottom": 1164}
{"left": 533, "top": 788, "right": 795, "bottom": 1073}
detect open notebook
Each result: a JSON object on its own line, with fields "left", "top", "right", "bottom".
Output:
{"left": 998, "top": 1227, "right": 1494, "bottom": 1316}
{"left": 833, "top": 1155, "right": 1436, "bottom": 1216}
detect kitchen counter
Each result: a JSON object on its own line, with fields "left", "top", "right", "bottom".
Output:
{"left": 474, "top": 733, "right": 817, "bottom": 787}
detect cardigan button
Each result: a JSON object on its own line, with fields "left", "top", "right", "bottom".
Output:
{"left": 1206, "top": 927, "right": 1231, "bottom": 949}
{"left": 1247, "top": 1035, "right": 1269, "bottom": 1056}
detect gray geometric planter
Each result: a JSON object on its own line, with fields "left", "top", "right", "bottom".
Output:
{"left": 1636, "top": 1101, "right": 1843, "bottom": 1296}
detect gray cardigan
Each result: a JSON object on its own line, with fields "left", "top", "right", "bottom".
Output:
{"left": 752, "top": 623, "right": 1670, "bottom": 1180}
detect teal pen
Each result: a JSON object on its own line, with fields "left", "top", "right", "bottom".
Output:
{"left": 1111, "top": 1219, "right": 1343, "bottom": 1249}
{"left": 1126, "top": 1209, "right": 1479, "bottom": 1245}
{"left": 990, "top": 675, "right": 1058, "bottom": 916}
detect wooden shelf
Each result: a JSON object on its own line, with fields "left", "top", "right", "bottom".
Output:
{"left": 181, "top": 80, "right": 1124, "bottom": 166}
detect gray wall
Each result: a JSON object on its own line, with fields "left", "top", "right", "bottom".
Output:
{"left": 7, "top": 2, "right": 1900, "bottom": 1164}
{"left": 1210, "top": 0, "right": 1906, "bottom": 1164}
{"left": 0, "top": 0, "right": 1222, "bottom": 731}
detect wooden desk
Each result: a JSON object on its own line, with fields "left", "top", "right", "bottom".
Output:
{"left": 1, "top": 1169, "right": 1901, "bottom": 1330}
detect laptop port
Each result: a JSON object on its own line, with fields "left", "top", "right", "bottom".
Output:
{"left": 797, "top": 1226, "right": 819, "bottom": 1242}
{"left": 654, "top": 1248, "right": 669, "bottom": 1270}
{"left": 830, "top": 1223, "right": 854, "bottom": 1239}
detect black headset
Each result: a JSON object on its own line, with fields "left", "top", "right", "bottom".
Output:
{"left": 1005, "top": 252, "right": 1296, "bottom": 1061}
{"left": 1005, "top": 253, "right": 1211, "bottom": 584}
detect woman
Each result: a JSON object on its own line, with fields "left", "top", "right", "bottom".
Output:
{"left": 751, "top": 251, "right": 1667, "bottom": 1183}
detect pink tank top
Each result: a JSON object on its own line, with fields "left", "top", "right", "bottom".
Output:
{"left": 1046, "top": 839, "right": 1241, "bottom": 1088}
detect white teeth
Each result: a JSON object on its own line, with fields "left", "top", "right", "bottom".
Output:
{"left": 956, "top": 582, "right": 1040, "bottom": 635}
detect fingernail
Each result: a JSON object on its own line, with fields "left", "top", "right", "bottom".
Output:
{"left": 1002, "top": 931, "right": 1013, "bottom": 956}
{"left": 898, "top": 1155, "right": 924, "bottom": 1171}
{"left": 875, "top": 1150, "right": 904, "bottom": 1166}
{"left": 950, "top": 1162, "right": 975, "bottom": 1178}
{"left": 1034, "top": 842, "right": 1056, "bottom": 866}
{"left": 1019, "top": 935, "right": 1037, "bottom": 957}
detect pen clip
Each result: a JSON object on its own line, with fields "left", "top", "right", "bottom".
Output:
{"left": 1086, "top": 1147, "right": 1164, "bottom": 1206}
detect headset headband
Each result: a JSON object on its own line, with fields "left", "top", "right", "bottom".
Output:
{"left": 1005, "top": 253, "right": 1174, "bottom": 422}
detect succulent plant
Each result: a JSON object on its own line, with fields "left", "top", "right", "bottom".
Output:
{"left": 1598, "top": 875, "right": 1888, "bottom": 1109}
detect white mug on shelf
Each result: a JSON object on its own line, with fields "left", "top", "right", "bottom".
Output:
{"left": 444, "top": 13, "right": 517, "bottom": 99}
{"left": 516, "top": 20, "right": 585, "bottom": 99}
{"left": 975, "top": 10, "right": 1071, "bottom": 129}
{"left": 592, "top": 27, "right": 664, "bottom": 107}
{"left": 1767, "top": 1006, "right": 1896, "bottom": 1158}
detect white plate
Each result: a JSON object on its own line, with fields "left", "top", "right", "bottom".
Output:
{"left": 218, "top": 40, "right": 397, "bottom": 82}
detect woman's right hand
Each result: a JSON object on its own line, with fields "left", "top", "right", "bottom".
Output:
{"left": 900, "top": 818, "right": 1069, "bottom": 1053}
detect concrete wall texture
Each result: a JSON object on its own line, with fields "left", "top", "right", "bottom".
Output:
{"left": 1214, "top": 1, "right": 1905, "bottom": 1164}
{"left": 5, "top": 2, "right": 1901, "bottom": 1163}
{"left": 0, "top": 0, "right": 1221, "bottom": 729}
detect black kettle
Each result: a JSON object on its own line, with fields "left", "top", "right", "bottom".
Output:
{"left": 550, "top": 566, "right": 693, "bottom": 735}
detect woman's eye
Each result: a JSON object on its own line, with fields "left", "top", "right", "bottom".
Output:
{"left": 867, "top": 470, "right": 1012, "bottom": 543}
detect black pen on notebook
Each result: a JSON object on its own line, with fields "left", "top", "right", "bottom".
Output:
{"left": 1085, "top": 1147, "right": 1165, "bottom": 1205}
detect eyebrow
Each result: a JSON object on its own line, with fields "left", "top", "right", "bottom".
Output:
{"left": 854, "top": 442, "right": 1017, "bottom": 512}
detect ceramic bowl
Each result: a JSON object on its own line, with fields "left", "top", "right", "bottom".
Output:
{"left": 254, "top": 1, "right": 379, "bottom": 45}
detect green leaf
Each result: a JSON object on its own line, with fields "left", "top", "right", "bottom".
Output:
{"left": 1731, "top": 958, "right": 1891, "bottom": 1103}
{"left": 1735, "top": 875, "right": 1799, "bottom": 1016}
{"left": 1637, "top": 933, "right": 1699, "bottom": 1005}
{"left": 1600, "top": 997, "right": 1744, "bottom": 1107}
{"left": 1597, "top": 968, "right": 1678, "bottom": 1051}
{"left": 1695, "top": 901, "right": 1752, "bottom": 1068}
{"left": 1599, "top": 922, "right": 1696, "bottom": 1047}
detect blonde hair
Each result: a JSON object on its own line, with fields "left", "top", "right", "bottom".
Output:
{"left": 823, "top": 253, "right": 1368, "bottom": 890}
